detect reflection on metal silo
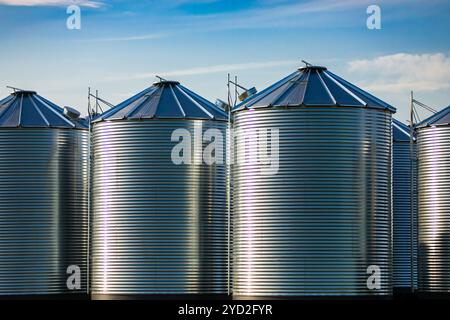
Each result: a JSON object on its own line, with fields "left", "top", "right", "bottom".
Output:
{"left": 91, "top": 80, "right": 229, "bottom": 298}
{"left": 0, "top": 90, "right": 89, "bottom": 296}
{"left": 416, "top": 106, "right": 450, "bottom": 293}
{"left": 232, "top": 66, "right": 395, "bottom": 297}
{"left": 392, "top": 119, "right": 417, "bottom": 290}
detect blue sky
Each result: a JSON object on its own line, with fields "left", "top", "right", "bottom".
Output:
{"left": 0, "top": 0, "right": 449, "bottom": 122}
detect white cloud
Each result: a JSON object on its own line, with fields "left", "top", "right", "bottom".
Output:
{"left": 0, "top": 0, "right": 103, "bottom": 8}
{"left": 348, "top": 53, "right": 450, "bottom": 93}
{"left": 109, "top": 59, "right": 299, "bottom": 80}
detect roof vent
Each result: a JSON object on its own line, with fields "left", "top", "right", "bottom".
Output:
{"left": 238, "top": 87, "right": 258, "bottom": 102}
{"left": 215, "top": 99, "right": 231, "bottom": 112}
{"left": 64, "top": 106, "right": 81, "bottom": 120}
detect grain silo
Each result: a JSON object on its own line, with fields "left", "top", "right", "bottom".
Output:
{"left": 232, "top": 65, "right": 395, "bottom": 298}
{"left": 0, "top": 90, "right": 89, "bottom": 296}
{"left": 91, "top": 80, "right": 229, "bottom": 298}
{"left": 416, "top": 106, "right": 450, "bottom": 293}
{"left": 392, "top": 119, "right": 417, "bottom": 291}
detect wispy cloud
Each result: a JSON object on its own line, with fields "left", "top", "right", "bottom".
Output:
{"left": 163, "top": 0, "right": 416, "bottom": 31}
{"left": 0, "top": 0, "right": 103, "bottom": 8}
{"left": 83, "top": 33, "right": 165, "bottom": 42}
{"left": 108, "top": 59, "right": 300, "bottom": 80}
{"left": 348, "top": 53, "right": 450, "bottom": 93}
{"left": 136, "top": 0, "right": 449, "bottom": 34}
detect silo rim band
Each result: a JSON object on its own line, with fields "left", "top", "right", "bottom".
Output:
{"left": 91, "top": 117, "right": 229, "bottom": 124}
{"left": 232, "top": 104, "right": 396, "bottom": 113}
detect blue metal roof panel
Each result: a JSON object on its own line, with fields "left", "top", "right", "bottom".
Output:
{"left": 0, "top": 91, "right": 88, "bottom": 129}
{"left": 393, "top": 119, "right": 412, "bottom": 142}
{"left": 303, "top": 70, "right": 335, "bottom": 105}
{"left": 416, "top": 105, "right": 450, "bottom": 128}
{"left": 324, "top": 70, "right": 394, "bottom": 111}
{"left": 234, "top": 66, "right": 396, "bottom": 113}
{"left": 94, "top": 81, "right": 228, "bottom": 122}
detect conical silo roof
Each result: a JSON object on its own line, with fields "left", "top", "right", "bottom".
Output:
{"left": 93, "top": 80, "right": 228, "bottom": 123}
{"left": 0, "top": 90, "right": 88, "bottom": 129}
{"left": 416, "top": 105, "right": 450, "bottom": 128}
{"left": 393, "top": 119, "right": 412, "bottom": 142}
{"left": 233, "top": 65, "right": 396, "bottom": 112}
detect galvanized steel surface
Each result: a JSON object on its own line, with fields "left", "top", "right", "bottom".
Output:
{"left": 0, "top": 128, "right": 89, "bottom": 295}
{"left": 91, "top": 120, "right": 228, "bottom": 295}
{"left": 392, "top": 119, "right": 417, "bottom": 288}
{"left": 417, "top": 125, "right": 450, "bottom": 292}
{"left": 232, "top": 107, "right": 392, "bottom": 297}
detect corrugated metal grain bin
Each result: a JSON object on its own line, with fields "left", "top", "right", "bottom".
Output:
{"left": 416, "top": 106, "right": 450, "bottom": 293}
{"left": 231, "top": 66, "right": 395, "bottom": 297}
{"left": 392, "top": 119, "right": 417, "bottom": 290}
{"left": 0, "top": 90, "right": 89, "bottom": 296}
{"left": 91, "top": 80, "right": 229, "bottom": 298}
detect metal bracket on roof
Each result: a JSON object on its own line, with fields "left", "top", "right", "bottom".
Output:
{"left": 88, "top": 89, "right": 114, "bottom": 118}
{"left": 228, "top": 80, "right": 257, "bottom": 102}
{"left": 6, "top": 85, "right": 27, "bottom": 92}
{"left": 155, "top": 75, "right": 167, "bottom": 82}
{"left": 409, "top": 92, "right": 438, "bottom": 126}
{"left": 301, "top": 60, "right": 313, "bottom": 67}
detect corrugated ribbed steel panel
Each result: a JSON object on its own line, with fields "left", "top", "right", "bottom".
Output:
{"left": 392, "top": 119, "right": 417, "bottom": 289}
{"left": 232, "top": 107, "right": 393, "bottom": 297}
{"left": 91, "top": 120, "right": 228, "bottom": 295}
{"left": 0, "top": 128, "right": 89, "bottom": 295}
{"left": 417, "top": 125, "right": 450, "bottom": 292}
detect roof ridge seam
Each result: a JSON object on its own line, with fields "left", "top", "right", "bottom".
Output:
{"left": 316, "top": 69, "right": 336, "bottom": 105}
{"left": 177, "top": 85, "right": 214, "bottom": 119}
{"left": 322, "top": 71, "right": 366, "bottom": 106}
{"left": 34, "top": 95, "right": 75, "bottom": 128}
{"left": 169, "top": 85, "right": 187, "bottom": 118}
{"left": 18, "top": 94, "right": 23, "bottom": 126}
{"left": 125, "top": 91, "right": 154, "bottom": 119}
{"left": 30, "top": 95, "right": 50, "bottom": 127}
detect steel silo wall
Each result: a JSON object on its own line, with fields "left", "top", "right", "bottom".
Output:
{"left": 232, "top": 107, "right": 393, "bottom": 297}
{"left": 393, "top": 140, "right": 418, "bottom": 289}
{"left": 0, "top": 128, "right": 89, "bottom": 296}
{"left": 417, "top": 126, "right": 450, "bottom": 292}
{"left": 91, "top": 120, "right": 228, "bottom": 296}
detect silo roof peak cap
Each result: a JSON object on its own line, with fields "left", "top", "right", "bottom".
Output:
{"left": 299, "top": 65, "right": 327, "bottom": 72}
{"left": 12, "top": 90, "right": 37, "bottom": 96}
{"left": 153, "top": 80, "right": 181, "bottom": 87}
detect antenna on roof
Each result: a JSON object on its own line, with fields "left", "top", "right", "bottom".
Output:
{"left": 301, "top": 60, "right": 313, "bottom": 67}
{"left": 87, "top": 90, "right": 114, "bottom": 116}
{"left": 6, "top": 86, "right": 26, "bottom": 92}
